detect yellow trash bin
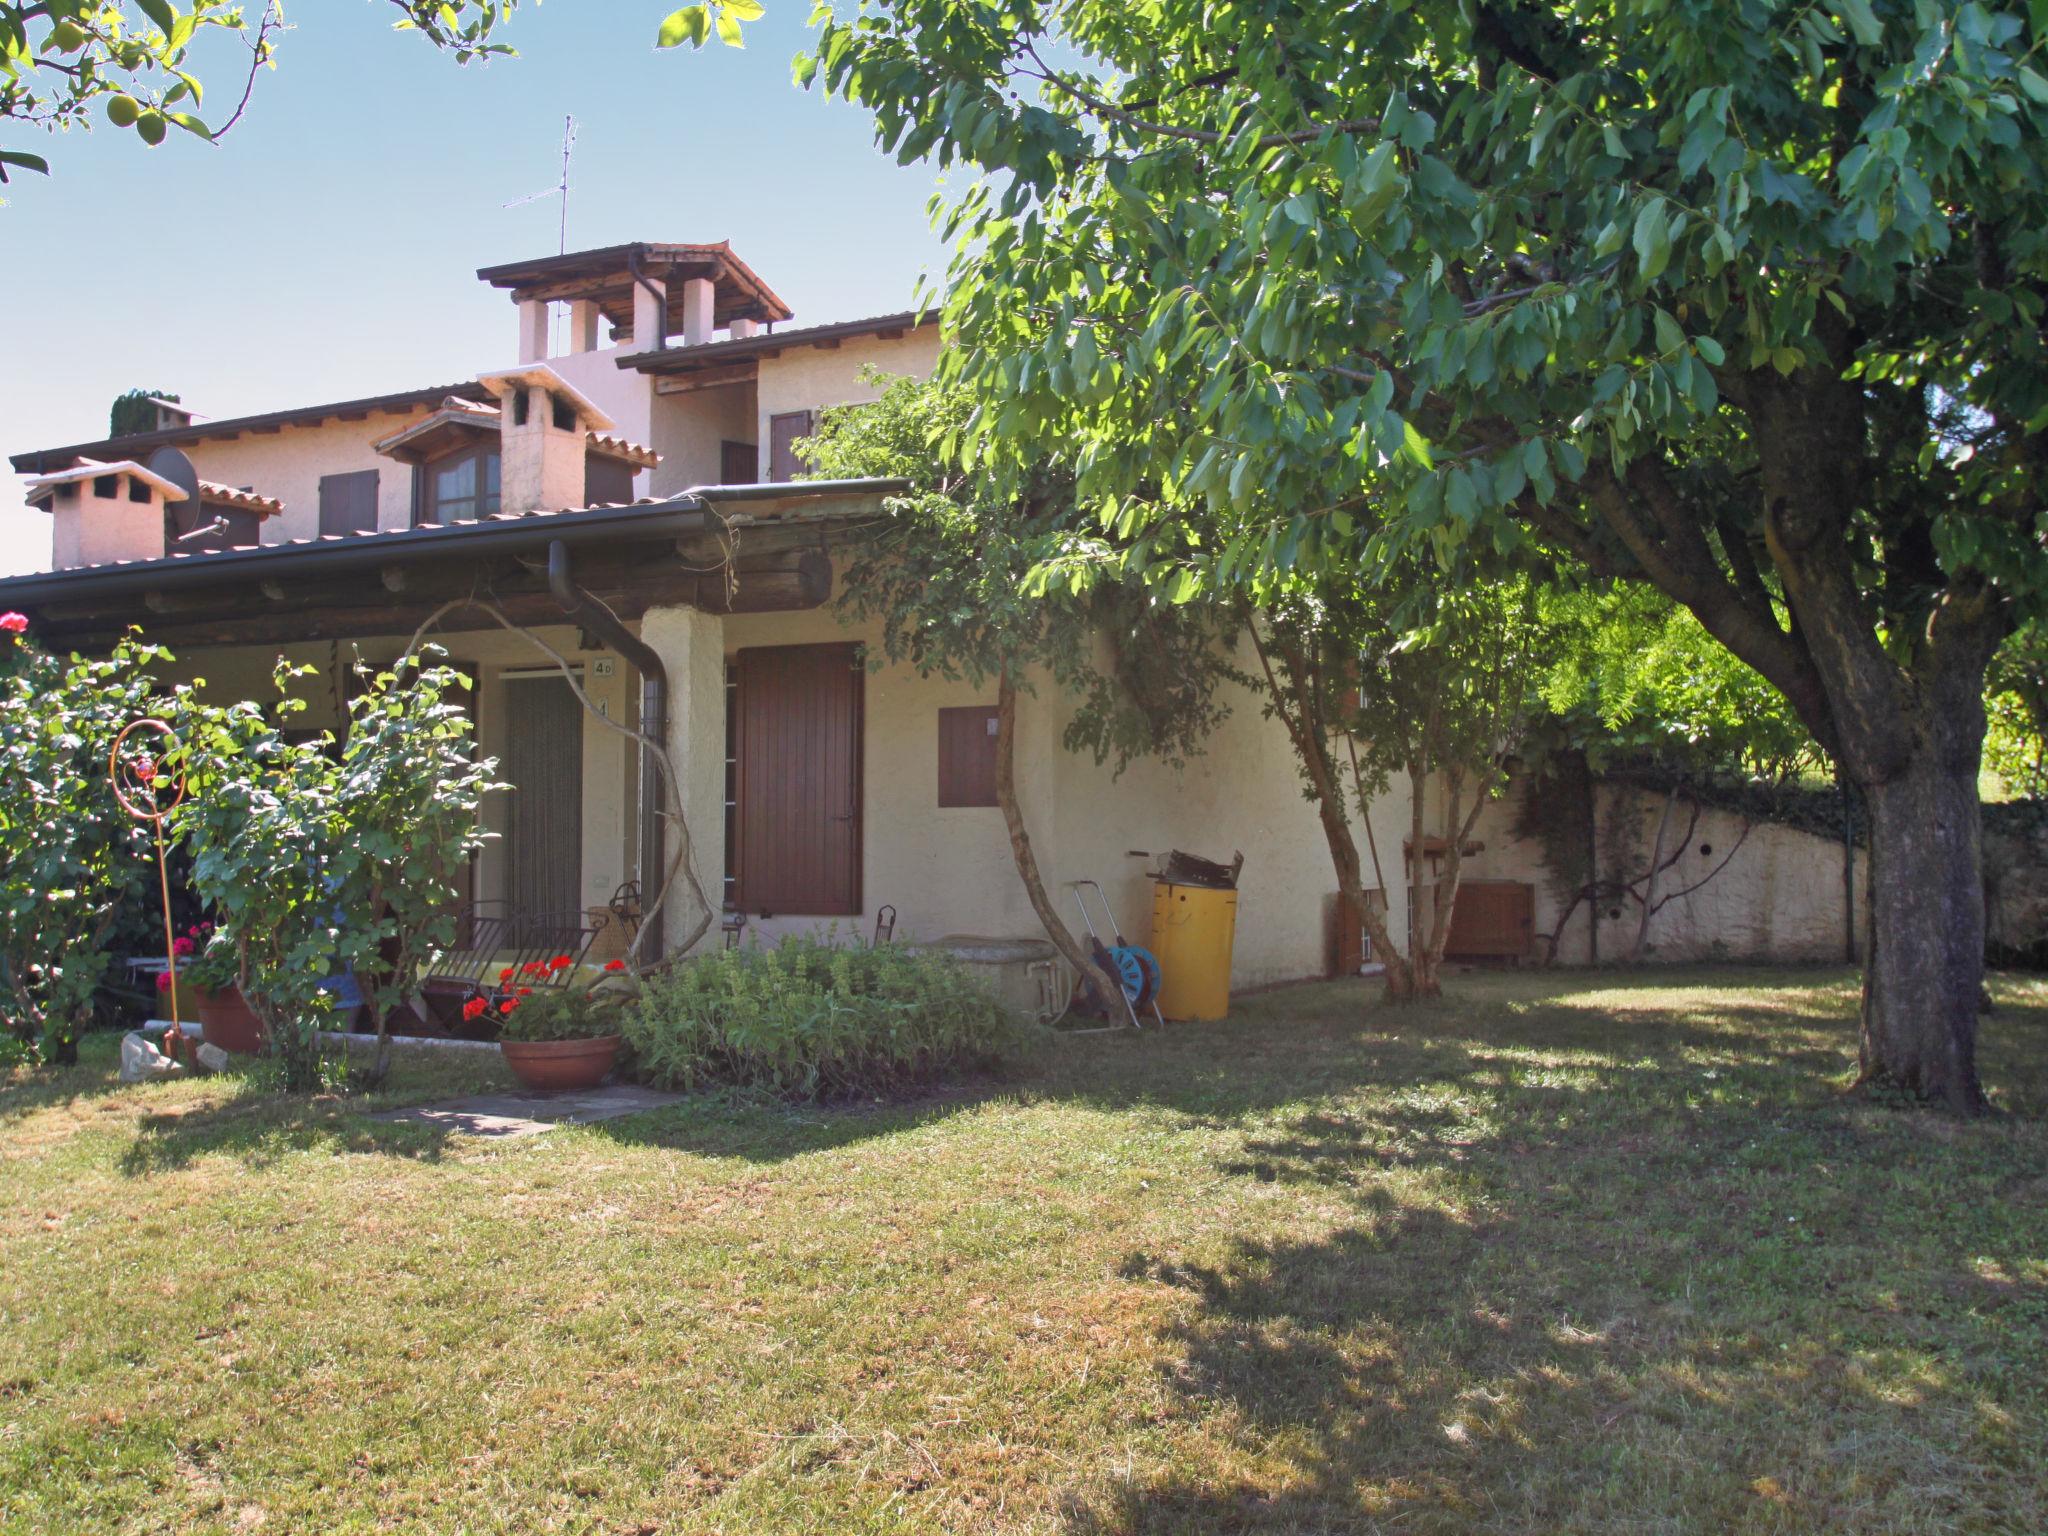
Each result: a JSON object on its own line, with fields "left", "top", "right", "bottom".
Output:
{"left": 1150, "top": 880, "right": 1239, "bottom": 1021}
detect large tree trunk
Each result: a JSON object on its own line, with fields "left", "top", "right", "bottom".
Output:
{"left": 994, "top": 670, "right": 1122, "bottom": 1015}
{"left": 1857, "top": 755, "right": 1989, "bottom": 1114}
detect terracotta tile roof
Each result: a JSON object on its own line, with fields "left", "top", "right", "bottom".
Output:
{"left": 196, "top": 481, "right": 284, "bottom": 518}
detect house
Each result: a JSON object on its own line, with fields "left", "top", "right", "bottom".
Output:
{"left": 4, "top": 240, "right": 1402, "bottom": 998}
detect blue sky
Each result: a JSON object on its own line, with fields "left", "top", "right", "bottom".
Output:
{"left": 0, "top": 2, "right": 950, "bottom": 575}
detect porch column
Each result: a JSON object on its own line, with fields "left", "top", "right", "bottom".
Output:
{"left": 640, "top": 604, "right": 726, "bottom": 955}
{"left": 632, "top": 274, "right": 668, "bottom": 351}
{"left": 568, "top": 299, "right": 602, "bottom": 354}
{"left": 517, "top": 299, "right": 549, "bottom": 364}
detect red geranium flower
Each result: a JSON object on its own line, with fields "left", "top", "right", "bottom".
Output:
{"left": 0, "top": 613, "right": 26, "bottom": 635}
{"left": 155, "top": 970, "right": 173, "bottom": 992}
{"left": 521, "top": 960, "right": 546, "bottom": 977}
{"left": 498, "top": 966, "right": 516, "bottom": 983}
{"left": 517, "top": 987, "right": 533, "bottom": 997}
{"left": 549, "top": 954, "right": 574, "bottom": 973}
{"left": 500, "top": 997, "right": 522, "bottom": 1014}
{"left": 172, "top": 936, "right": 194, "bottom": 958}
{"left": 603, "top": 959, "right": 626, "bottom": 972}
{"left": 461, "top": 996, "right": 489, "bottom": 1022}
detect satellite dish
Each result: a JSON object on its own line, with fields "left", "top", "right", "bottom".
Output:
{"left": 146, "top": 447, "right": 202, "bottom": 547}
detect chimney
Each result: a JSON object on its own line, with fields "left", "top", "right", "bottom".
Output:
{"left": 476, "top": 366, "right": 615, "bottom": 516}
{"left": 26, "top": 460, "right": 185, "bottom": 569}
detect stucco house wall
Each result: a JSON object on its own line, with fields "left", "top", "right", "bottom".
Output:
{"left": 649, "top": 599, "right": 1387, "bottom": 989}
{"left": 754, "top": 327, "right": 943, "bottom": 475}
{"left": 171, "top": 407, "right": 442, "bottom": 543}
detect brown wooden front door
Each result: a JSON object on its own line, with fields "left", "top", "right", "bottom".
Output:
{"left": 731, "top": 643, "right": 863, "bottom": 916}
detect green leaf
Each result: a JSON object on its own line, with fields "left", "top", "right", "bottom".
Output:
{"left": 1693, "top": 335, "right": 1726, "bottom": 366}
{"left": 724, "top": 0, "right": 766, "bottom": 16}
{"left": 715, "top": 9, "right": 745, "bottom": 46}
{"left": 0, "top": 149, "right": 50, "bottom": 178}
{"left": 657, "top": 6, "right": 711, "bottom": 48}
{"left": 1400, "top": 419, "right": 1434, "bottom": 471}
{"left": 134, "top": 0, "right": 177, "bottom": 35}
{"left": 1632, "top": 199, "right": 1671, "bottom": 281}
{"left": 1834, "top": 0, "right": 1883, "bottom": 45}
{"left": 1652, "top": 307, "right": 1685, "bottom": 354}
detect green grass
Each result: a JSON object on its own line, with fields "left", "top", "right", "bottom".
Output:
{"left": 2, "top": 967, "right": 2045, "bottom": 1534}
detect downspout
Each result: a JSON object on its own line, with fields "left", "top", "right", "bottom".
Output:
{"left": 548, "top": 539, "right": 669, "bottom": 963}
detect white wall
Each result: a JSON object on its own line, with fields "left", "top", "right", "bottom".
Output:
{"left": 173, "top": 408, "right": 441, "bottom": 541}
{"left": 649, "top": 382, "right": 756, "bottom": 495}
{"left": 649, "top": 597, "right": 1394, "bottom": 991}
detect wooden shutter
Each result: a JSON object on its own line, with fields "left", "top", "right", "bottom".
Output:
{"left": 937, "top": 705, "right": 1001, "bottom": 807}
{"left": 767, "top": 410, "right": 816, "bottom": 483}
{"left": 583, "top": 456, "right": 635, "bottom": 507}
{"left": 733, "top": 643, "right": 863, "bottom": 915}
{"left": 720, "top": 439, "right": 758, "bottom": 484}
{"left": 318, "top": 469, "right": 380, "bottom": 536}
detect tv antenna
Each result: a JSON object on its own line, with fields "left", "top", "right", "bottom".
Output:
{"left": 504, "top": 115, "right": 579, "bottom": 348}
{"left": 506, "top": 114, "right": 578, "bottom": 252}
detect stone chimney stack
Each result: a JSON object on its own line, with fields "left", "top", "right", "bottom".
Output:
{"left": 477, "top": 366, "right": 613, "bottom": 517}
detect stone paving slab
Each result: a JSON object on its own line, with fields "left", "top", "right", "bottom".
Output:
{"left": 370, "top": 1084, "right": 682, "bottom": 1139}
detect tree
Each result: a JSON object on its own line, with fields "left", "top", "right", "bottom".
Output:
{"left": 804, "top": 1, "right": 2048, "bottom": 1111}
{"left": 804, "top": 370, "right": 1236, "bottom": 1016}
{"left": 0, "top": 625, "right": 163, "bottom": 1065}
{"left": 107, "top": 386, "right": 175, "bottom": 436}
{"left": 1985, "top": 621, "right": 2047, "bottom": 798}
{"left": 1241, "top": 563, "right": 1544, "bottom": 1000}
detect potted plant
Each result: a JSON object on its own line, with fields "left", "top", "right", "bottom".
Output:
{"left": 473, "top": 958, "right": 626, "bottom": 1090}
{"left": 157, "top": 921, "right": 268, "bottom": 1054}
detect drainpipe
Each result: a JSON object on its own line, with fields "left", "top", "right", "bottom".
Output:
{"left": 548, "top": 539, "right": 669, "bottom": 963}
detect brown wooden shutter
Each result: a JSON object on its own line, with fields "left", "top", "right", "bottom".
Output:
{"left": 733, "top": 643, "right": 863, "bottom": 915}
{"left": 317, "top": 469, "right": 380, "bottom": 536}
{"left": 720, "top": 439, "right": 758, "bottom": 484}
{"left": 767, "top": 410, "right": 816, "bottom": 483}
{"left": 937, "top": 705, "right": 1001, "bottom": 807}
{"left": 583, "top": 456, "right": 635, "bottom": 507}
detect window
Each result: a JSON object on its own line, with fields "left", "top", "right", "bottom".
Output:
{"left": 92, "top": 474, "right": 119, "bottom": 499}
{"left": 421, "top": 445, "right": 500, "bottom": 524}
{"left": 551, "top": 393, "right": 578, "bottom": 432}
{"left": 937, "top": 705, "right": 1002, "bottom": 807}
{"left": 127, "top": 477, "right": 152, "bottom": 504}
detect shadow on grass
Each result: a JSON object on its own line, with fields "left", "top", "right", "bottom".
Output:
{"left": 1059, "top": 971, "right": 2048, "bottom": 1533}
{"left": 116, "top": 1083, "right": 468, "bottom": 1174}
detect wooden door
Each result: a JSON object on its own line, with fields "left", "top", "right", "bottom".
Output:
{"left": 733, "top": 643, "right": 863, "bottom": 915}
{"left": 767, "top": 410, "right": 816, "bottom": 483}
{"left": 503, "top": 676, "right": 584, "bottom": 919}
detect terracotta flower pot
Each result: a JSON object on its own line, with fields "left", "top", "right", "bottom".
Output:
{"left": 499, "top": 1034, "right": 623, "bottom": 1091}
{"left": 188, "top": 984, "right": 269, "bottom": 1056}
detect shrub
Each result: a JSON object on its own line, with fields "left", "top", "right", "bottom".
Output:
{"left": 621, "top": 935, "right": 1022, "bottom": 1099}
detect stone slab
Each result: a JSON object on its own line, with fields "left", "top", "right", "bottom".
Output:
{"left": 369, "top": 1084, "right": 681, "bottom": 1139}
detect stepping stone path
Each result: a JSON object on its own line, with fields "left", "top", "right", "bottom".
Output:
{"left": 369, "top": 1084, "right": 681, "bottom": 1139}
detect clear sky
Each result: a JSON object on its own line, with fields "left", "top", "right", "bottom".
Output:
{"left": 0, "top": 2, "right": 950, "bottom": 576}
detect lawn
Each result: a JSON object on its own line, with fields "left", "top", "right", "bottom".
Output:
{"left": 3, "top": 967, "right": 2045, "bottom": 1534}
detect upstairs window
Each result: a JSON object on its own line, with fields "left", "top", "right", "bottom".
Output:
{"left": 422, "top": 445, "right": 500, "bottom": 524}
{"left": 93, "top": 474, "right": 119, "bottom": 499}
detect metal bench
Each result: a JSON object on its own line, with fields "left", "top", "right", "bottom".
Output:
{"left": 420, "top": 903, "right": 610, "bottom": 1035}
